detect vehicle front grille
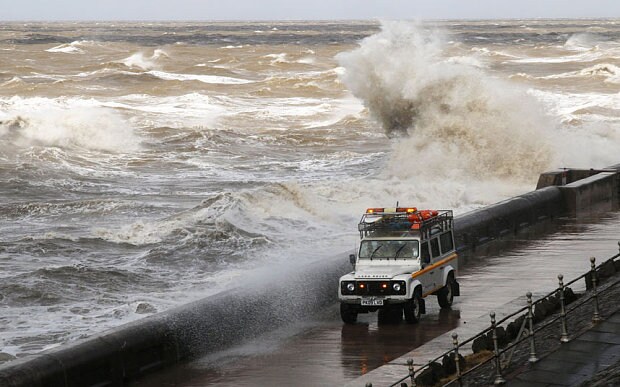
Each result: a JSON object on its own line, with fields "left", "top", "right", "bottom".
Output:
{"left": 341, "top": 280, "right": 406, "bottom": 296}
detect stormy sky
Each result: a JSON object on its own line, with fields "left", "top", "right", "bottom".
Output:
{"left": 2, "top": 0, "right": 620, "bottom": 21}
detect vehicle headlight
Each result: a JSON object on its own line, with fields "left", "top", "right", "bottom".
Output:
{"left": 392, "top": 283, "right": 401, "bottom": 292}
{"left": 346, "top": 283, "right": 355, "bottom": 292}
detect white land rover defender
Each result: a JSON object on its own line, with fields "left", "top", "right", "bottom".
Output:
{"left": 338, "top": 207, "right": 459, "bottom": 324}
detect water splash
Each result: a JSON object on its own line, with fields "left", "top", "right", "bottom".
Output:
{"left": 337, "top": 21, "right": 553, "bottom": 181}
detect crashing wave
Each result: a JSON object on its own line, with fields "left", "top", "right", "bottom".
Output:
{"left": 0, "top": 97, "right": 141, "bottom": 152}
{"left": 337, "top": 21, "right": 553, "bottom": 181}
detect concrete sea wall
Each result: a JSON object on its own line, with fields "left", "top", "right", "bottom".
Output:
{"left": 1, "top": 166, "right": 619, "bottom": 386}
{"left": 0, "top": 258, "right": 350, "bottom": 386}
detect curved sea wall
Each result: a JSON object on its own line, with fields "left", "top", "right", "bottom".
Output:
{"left": 454, "top": 186, "right": 563, "bottom": 251}
{"left": 0, "top": 257, "right": 350, "bottom": 386}
{"left": 1, "top": 168, "right": 618, "bottom": 386}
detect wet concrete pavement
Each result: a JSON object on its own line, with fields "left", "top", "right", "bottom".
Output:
{"left": 134, "top": 212, "right": 620, "bottom": 386}
{"left": 507, "top": 310, "right": 620, "bottom": 387}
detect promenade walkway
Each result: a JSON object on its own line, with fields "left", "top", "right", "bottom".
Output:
{"left": 506, "top": 309, "right": 620, "bottom": 387}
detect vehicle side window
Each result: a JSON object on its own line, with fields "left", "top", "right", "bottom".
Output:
{"left": 430, "top": 238, "right": 440, "bottom": 258}
{"left": 421, "top": 242, "right": 430, "bottom": 264}
{"left": 440, "top": 231, "right": 454, "bottom": 254}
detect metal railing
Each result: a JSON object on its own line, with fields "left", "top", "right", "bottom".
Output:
{"left": 366, "top": 241, "right": 620, "bottom": 387}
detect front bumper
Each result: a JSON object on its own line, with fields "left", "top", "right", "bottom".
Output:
{"left": 338, "top": 296, "right": 408, "bottom": 305}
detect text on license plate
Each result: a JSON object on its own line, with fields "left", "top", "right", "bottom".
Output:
{"left": 361, "top": 298, "right": 384, "bottom": 306}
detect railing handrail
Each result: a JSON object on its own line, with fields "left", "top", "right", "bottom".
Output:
{"left": 381, "top": 244, "right": 620, "bottom": 387}
{"left": 442, "top": 267, "right": 620, "bottom": 386}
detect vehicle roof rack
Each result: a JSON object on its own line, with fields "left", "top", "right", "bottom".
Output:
{"left": 358, "top": 208, "right": 453, "bottom": 239}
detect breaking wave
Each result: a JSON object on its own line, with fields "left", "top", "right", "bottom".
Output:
{"left": 147, "top": 70, "right": 254, "bottom": 85}
{"left": 564, "top": 33, "right": 601, "bottom": 51}
{"left": 92, "top": 194, "right": 269, "bottom": 249}
{"left": 337, "top": 21, "right": 553, "bottom": 181}
{"left": 46, "top": 40, "right": 98, "bottom": 54}
{"left": 539, "top": 63, "right": 620, "bottom": 84}
{"left": 120, "top": 49, "right": 169, "bottom": 70}
{"left": 0, "top": 97, "right": 140, "bottom": 152}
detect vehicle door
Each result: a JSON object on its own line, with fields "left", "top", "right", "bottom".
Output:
{"left": 418, "top": 240, "right": 435, "bottom": 293}
{"left": 428, "top": 236, "right": 442, "bottom": 291}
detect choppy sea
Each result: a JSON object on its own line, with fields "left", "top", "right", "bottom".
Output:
{"left": 1, "top": 19, "right": 619, "bottom": 359}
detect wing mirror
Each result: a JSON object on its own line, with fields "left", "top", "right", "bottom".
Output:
{"left": 349, "top": 254, "right": 356, "bottom": 266}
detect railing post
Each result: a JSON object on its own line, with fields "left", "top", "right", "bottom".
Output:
{"left": 407, "top": 358, "right": 416, "bottom": 387}
{"left": 452, "top": 332, "right": 462, "bottom": 386}
{"left": 590, "top": 257, "right": 601, "bottom": 323}
{"left": 490, "top": 312, "right": 505, "bottom": 385}
{"left": 526, "top": 292, "right": 538, "bottom": 363}
{"left": 558, "top": 274, "right": 569, "bottom": 343}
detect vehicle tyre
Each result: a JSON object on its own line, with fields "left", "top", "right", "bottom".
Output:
{"left": 340, "top": 302, "right": 358, "bottom": 324}
{"left": 437, "top": 274, "right": 455, "bottom": 308}
{"left": 404, "top": 290, "right": 422, "bottom": 324}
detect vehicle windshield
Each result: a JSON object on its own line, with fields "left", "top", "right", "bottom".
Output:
{"left": 359, "top": 240, "right": 419, "bottom": 260}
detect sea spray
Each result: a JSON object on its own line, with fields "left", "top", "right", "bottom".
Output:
{"left": 337, "top": 21, "right": 553, "bottom": 181}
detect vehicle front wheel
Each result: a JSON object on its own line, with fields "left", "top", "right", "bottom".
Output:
{"left": 404, "top": 291, "right": 422, "bottom": 324}
{"left": 340, "top": 303, "right": 358, "bottom": 324}
{"left": 437, "top": 275, "right": 455, "bottom": 308}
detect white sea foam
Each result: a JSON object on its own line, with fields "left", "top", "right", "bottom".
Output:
{"left": 93, "top": 194, "right": 239, "bottom": 246}
{"left": 471, "top": 47, "right": 520, "bottom": 58}
{"left": 104, "top": 93, "right": 225, "bottom": 128}
{"left": 0, "top": 96, "right": 140, "bottom": 152}
{"left": 147, "top": 70, "right": 254, "bottom": 85}
{"left": 564, "top": 33, "right": 601, "bottom": 51}
{"left": 0, "top": 76, "right": 24, "bottom": 87}
{"left": 264, "top": 53, "right": 289, "bottom": 64}
{"left": 297, "top": 57, "right": 316, "bottom": 65}
{"left": 74, "top": 68, "right": 135, "bottom": 78}
{"left": 528, "top": 88, "right": 620, "bottom": 168}
{"left": 512, "top": 33, "right": 620, "bottom": 64}
{"left": 538, "top": 63, "right": 620, "bottom": 84}
{"left": 529, "top": 89, "right": 620, "bottom": 120}
{"left": 120, "top": 49, "right": 169, "bottom": 70}
{"left": 46, "top": 40, "right": 97, "bottom": 54}
{"left": 46, "top": 44, "right": 83, "bottom": 54}
{"left": 445, "top": 55, "right": 487, "bottom": 68}
{"left": 509, "top": 51, "right": 608, "bottom": 64}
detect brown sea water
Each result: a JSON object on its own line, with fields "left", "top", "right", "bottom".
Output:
{"left": 1, "top": 19, "right": 619, "bottom": 360}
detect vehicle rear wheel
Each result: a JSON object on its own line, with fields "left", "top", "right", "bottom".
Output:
{"left": 340, "top": 303, "right": 358, "bottom": 324}
{"left": 404, "top": 290, "right": 422, "bottom": 324}
{"left": 437, "top": 275, "right": 455, "bottom": 308}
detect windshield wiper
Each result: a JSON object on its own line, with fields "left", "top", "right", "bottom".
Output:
{"left": 394, "top": 244, "right": 407, "bottom": 259}
{"left": 369, "top": 245, "right": 383, "bottom": 260}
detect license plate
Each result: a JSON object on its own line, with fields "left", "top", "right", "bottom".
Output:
{"left": 361, "top": 298, "right": 384, "bottom": 306}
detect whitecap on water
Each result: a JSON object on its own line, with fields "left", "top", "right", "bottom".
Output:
{"left": 120, "top": 49, "right": 169, "bottom": 71}
{"left": 0, "top": 96, "right": 141, "bottom": 152}
{"left": 146, "top": 70, "right": 254, "bottom": 85}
